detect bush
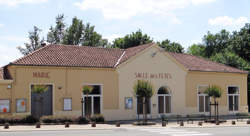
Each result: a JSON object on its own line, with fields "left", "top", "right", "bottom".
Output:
{"left": 75, "top": 116, "right": 89, "bottom": 124}
{"left": 41, "top": 116, "right": 74, "bottom": 124}
{"left": 21, "top": 115, "right": 39, "bottom": 124}
{"left": 236, "top": 113, "right": 249, "bottom": 116}
{"left": 90, "top": 114, "right": 105, "bottom": 123}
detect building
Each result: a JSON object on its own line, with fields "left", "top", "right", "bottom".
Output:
{"left": 0, "top": 43, "right": 248, "bottom": 120}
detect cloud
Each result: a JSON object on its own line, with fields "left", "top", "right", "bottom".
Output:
{"left": 0, "top": 0, "right": 48, "bottom": 6}
{"left": 0, "top": 24, "right": 4, "bottom": 28}
{"left": 0, "top": 44, "right": 22, "bottom": 67}
{"left": 208, "top": 16, "right": 248, "bottom": 27}
{"left": 103, "top": 34, "right": 123, "bottom": 42}
{"left": 74, "top": 0, "right": 216, "bottom": 22}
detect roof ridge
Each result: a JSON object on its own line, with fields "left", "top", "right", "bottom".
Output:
{"left": 11, "top": 45, "right": 51, "bottom": 64}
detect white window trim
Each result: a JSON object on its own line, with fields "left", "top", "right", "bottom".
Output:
{"left": 157, "top": 94, "right": 172, "bottom": 115}
{"left": 197, "top": 85, "right": 210, "bottom": 114}
{"left": 82, "top": 83, "right": 103, "bottom": 116}
{"left": 227, "top": 85, "right": 240, "bottom": 114}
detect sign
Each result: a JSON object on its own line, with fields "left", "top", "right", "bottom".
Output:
{"left": 63, "top": 98, "right": 72, "bottom": 111}
{"left": 33, "top": 72, "right": 50, "bottom": 78}
{"left": 16, "top": 99, "right": 26, "bottom": 113}
{"left": 135, "top": 72, "right": 172, "bottom": 79}
{"left": 0, "top": 100, "right": 10, "bottom": 113}
{"left": 125, "top": 97, "right": 133, "bottom": 109}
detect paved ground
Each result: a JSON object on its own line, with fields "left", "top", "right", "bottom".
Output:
{"left": 1, "top": 126, "right": 250, "bottom": 136}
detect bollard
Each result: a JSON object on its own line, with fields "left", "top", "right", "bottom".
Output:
{"left": 232, "top": 121, "right": 236, "bottom": 125}
{"left": 162, "top": 121, "right": 166, "bottom": 127}
{"left": 198, "top": 121, "right": 203, "bottom": 126}
{"left": 216, "top": 121, "right": 220, "bottom": 125}
{"left": 36, "top": 122, "right": 41, "bottom": 128}
{"left": 180, "top": 120, "right": 184, "bottom": 126}
{"left": 65, "top": 122, "right": 70, "bottom": 128}
{"left": 91, "top": 122, "right": 96, "bottom": 127}
{"left": 247, "top": 120, "right": 250, "bottom": 124}
{"left": 4, "top": 123, "right": 9, "bottom": 129}
{"left": 116, "top": 122, "right": 120, "bottom": 127}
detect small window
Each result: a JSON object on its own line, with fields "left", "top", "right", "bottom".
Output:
{"left": 16, "top": 98, "right": 27, "bottom": 113}
{"left": 0, "top": 99, "right": 10, "bottom": 113}
{"left": 63, "top": 98, "right": 72, "bottom": 111}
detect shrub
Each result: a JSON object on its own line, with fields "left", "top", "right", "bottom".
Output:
{"left": 41, "top": 116, "right": 74, "bottom": 124}
{"left": 236, "top": 113, "right": 249, "bottom": 116}
{"left": 75, "top": 116, "right": 89, "bottom": 124}
{"left": 21, "top": 115, "right": 39, "bottom": 124}
{"left": 90, "top": 114, "right": 105, "bottom": 123}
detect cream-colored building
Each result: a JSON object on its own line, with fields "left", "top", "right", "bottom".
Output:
{"left": 0, "top": 43, "right": 248, "bottom": 121}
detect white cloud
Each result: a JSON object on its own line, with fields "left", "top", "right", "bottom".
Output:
{"left": 0, "top": 0, "right": 48, "bottom": 6}
{"left": 74, "top": 0, "right": 216, "bottom": 21}
{"left": 103, "top": 34, "right": 123, "bottom": 42}
{"left": 0, "top": 44, "right": 22, "bottom": 67}
{"left": 208, "top": 16, "right": 248, "bottom": 27}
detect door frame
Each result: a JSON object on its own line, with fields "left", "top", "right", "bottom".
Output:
{"left": 29, "top": 83, "right": 54, "bottom": 116}
{"left": 197, "top": 85, "right": 210, "bottom": 115}
{"left": 157, "top": 94, "right": 172, "bottom": 116}
{"left": 227, "top": 85, "right": 240, "bottom": 114}
{"left": 82, "top": 83, "right": 103, "bottom": 116}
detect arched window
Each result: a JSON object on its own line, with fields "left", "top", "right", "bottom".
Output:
{"left": 158, "top": 86, "right": 171, "bottom": 114}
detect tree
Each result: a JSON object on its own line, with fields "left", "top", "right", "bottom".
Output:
{"left": 17, "top": 26, "right": 44, "bottom": 55}
{"left": 63, "top": 17, "right": 84, "bottom": 45}
{"left": 187, "top": 43, "right": 206, "bottom": 57}
{"left": 231, "top": 23, "right": 250, "bottom": 61}
{"left": 158, "top": 39, "right": 184, "bottom": 53}
{"left": 113, "top": 30, "right": 152, "bottom": 49}
{"left": 82, "top": 85, "right": 93, "bottom": 118}
{"left": 204, "top": 85, "right": 222, "bottom": 122}
{"left": 81, "top": 23, "right": 108, "bottom": 47}
{"left": 203, "top": 29, "right": 230, "bottom": 58}
{"left": 133, "top": 80, "right": 154, "bottom": 124}
{"left": 47, "top": 14, "right": 66, "bottom": 44}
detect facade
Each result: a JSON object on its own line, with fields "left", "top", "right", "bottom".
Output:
{"left": 0, "top": 43, "right": 248, "bottom": 121}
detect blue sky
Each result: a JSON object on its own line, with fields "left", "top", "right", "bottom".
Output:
{"left": 0, "top": 0, "right": 249, "bottom": 67}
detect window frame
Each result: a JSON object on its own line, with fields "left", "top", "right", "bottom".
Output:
{"left": 227, "top": 85, "right": 240, "bottom": 113}
{"left": 197, "top": 85, "right": 210, "bottom": 114}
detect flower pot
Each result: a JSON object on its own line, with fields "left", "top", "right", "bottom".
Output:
{"left": 180, "top": 121, "right": 184, "bottom": 126}
{"left": 116, "top": 122, "right": 120, "bottom": 127}
{"left": 247, "top": 120, "right": 250, "bottom": 124}
{"left": 216, "top": 121, "right": 220, "bottom": 125}
{"left": 232, "top": 121, "right": 236, "bottom": 125}
{"left": 162, "top": 121, "right": 167, "bottom": 127}
{"left": 198, "top": 122, "right": 203, "bottom": 126}
{"left": 36, "top": 122, "right": 41, "bottom": 128}
{"left": 91, "top": 122, "right": 96, "bottom": 127}
{"left": 4, "top": 123, "right": 9, "bottom": 129}
{"left": 65, "top": 122, "right": 70, "bottom": 128}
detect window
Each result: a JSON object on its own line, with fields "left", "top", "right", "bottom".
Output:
{"left": 63, "top": 98, "right": 72, "bottom": 111}
{"left": 158, "top": 86, "right": 171, "bottom": 114}
{"left": 0, "top": 99, "right": 10, "bottom": 113}
{"left": 228, "top": 86, "right": 239, "bottom": 112}
{"left": 16, "top": 98, "right": 27, "bottom": 113}
{"left": 83, "top": 85, "right": 101, "bottom": 116}
{"left": 198, "top": 86, "right": 210, "bottom": 113}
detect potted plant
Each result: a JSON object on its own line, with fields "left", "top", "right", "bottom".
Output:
{"left": 82, "top": 85, "right": 93, "bottom": 119}
{"left": 204, "top": 85, "right": 222, "bottom": 122}
{"left": 133, "top": 80, "right": 154, "bottom": 125}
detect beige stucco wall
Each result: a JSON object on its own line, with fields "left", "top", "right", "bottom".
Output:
{"left": 186, "top": 71, "right": 248, "bottom": 115}
{"left": 114, "top": 45, "right": 188, "bottom": 121}
{"left": 1, "top": 65, "right": 119, "bottom": 118}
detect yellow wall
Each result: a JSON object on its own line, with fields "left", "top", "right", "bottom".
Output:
{"left": 186, "top": 71, "right": 248, "bottom": 114}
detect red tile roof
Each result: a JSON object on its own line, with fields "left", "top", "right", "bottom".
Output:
{"left": 11, "top": 43, "right": 154, "bottom": 68}
{"left": 7, "top": 43, "right": 248, "bottom": 74}
{"left": 168, "top": 52, "right": 248, "bottom": 74}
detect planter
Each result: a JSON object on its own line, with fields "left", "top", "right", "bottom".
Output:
{"left": 216, "top": 121, "right": 220, "bottom": 125}
{"left": 65, "top": 122, "right": 70, "bottom": 128}
{"left": 91, "top": 122, "right": 96, "bottom": 127}
{"left": 162, "top": 121, "right": 167, "bottom": 127}
{"left": 232, "top": 121, "right": 236, "bottom": 125}
{"left": 180, "top": 121, "right": 184, "bottom": 126}
{"left": 116, "top": 122, "right": 120, "bottom": 127}
{"left": 4, "top": 123, "right": 9, "bottom": 129}
{"left": 198, "top": 122, "right": 203, "bottom": 126}
{"left": 36, "top": 122, "right": 41, "bottom": 128}
{"left": 247, "top": 120, "right": 250, "bottom": 124}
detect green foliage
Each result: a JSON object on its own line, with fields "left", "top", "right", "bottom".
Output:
{"left": 158, "top": 39, "right": 184, "bottom": 53}
{"left": 204, "top": 85, "right": 222, "bottom": 99}
{"left": 82, "top": 85, "right": 94, "bottom": 95}
{"left": 47, "top": 14, "right": 66, "bottom": 44}
{"left": 76, "top": 116, "right": 89, "bottom": 124}
{"left": 0, "top": 115, "right": 38, "bottom": 125}
{"left": 187, "top": 44, "right": 206, "bottom": 57}
{"left": 32, "top": 85, "right": 49, "bottom": 94}
{"left": 133, "top": 80, "right": 154, "bottom": 98}
{"left": 113, "top": 30, "right": 152, "bottom": 49}
{"left": 17, "top": 26, "right": 44, "bottom": 55}
{"left": 90, "top": 114, "right": 105, "bottom": 123}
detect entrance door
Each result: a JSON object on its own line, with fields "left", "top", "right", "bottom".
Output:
{"left": 31, "top": 85, "right": 53, "bottom": 118}
{"left": 137, "top": 97, "right": 151, "bottom": 119}
{"left": 158, "top": 86, "right": 171, "bottom": 115}
{"left": 228, "top": 86, "right": 239, "bottom": 113}
{"left": 82, "top": 85, "right": 101, "bottom": 116}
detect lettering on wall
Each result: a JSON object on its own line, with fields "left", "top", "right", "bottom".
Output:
{"left": 33, "top": 72, "right": 50, "bottom": 78}
{"left": 135, "top": 72, "right": 172, "bottom": 79}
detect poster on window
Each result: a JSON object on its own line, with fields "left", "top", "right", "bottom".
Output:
{"left": 0, "top": 100, "right": 10, "bottom": 113}
{"left": 16, "top": 99, "right": 26, "bottom": 113}
{"left": 125, "top": 97, "right": 133, "bottom": 109}
{"left": 64, "top": 98, "right": 72, "bottom": 111}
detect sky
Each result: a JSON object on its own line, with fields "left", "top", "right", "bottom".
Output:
{"left": 0, "top": 0, "right": 249, "bottom": 67}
